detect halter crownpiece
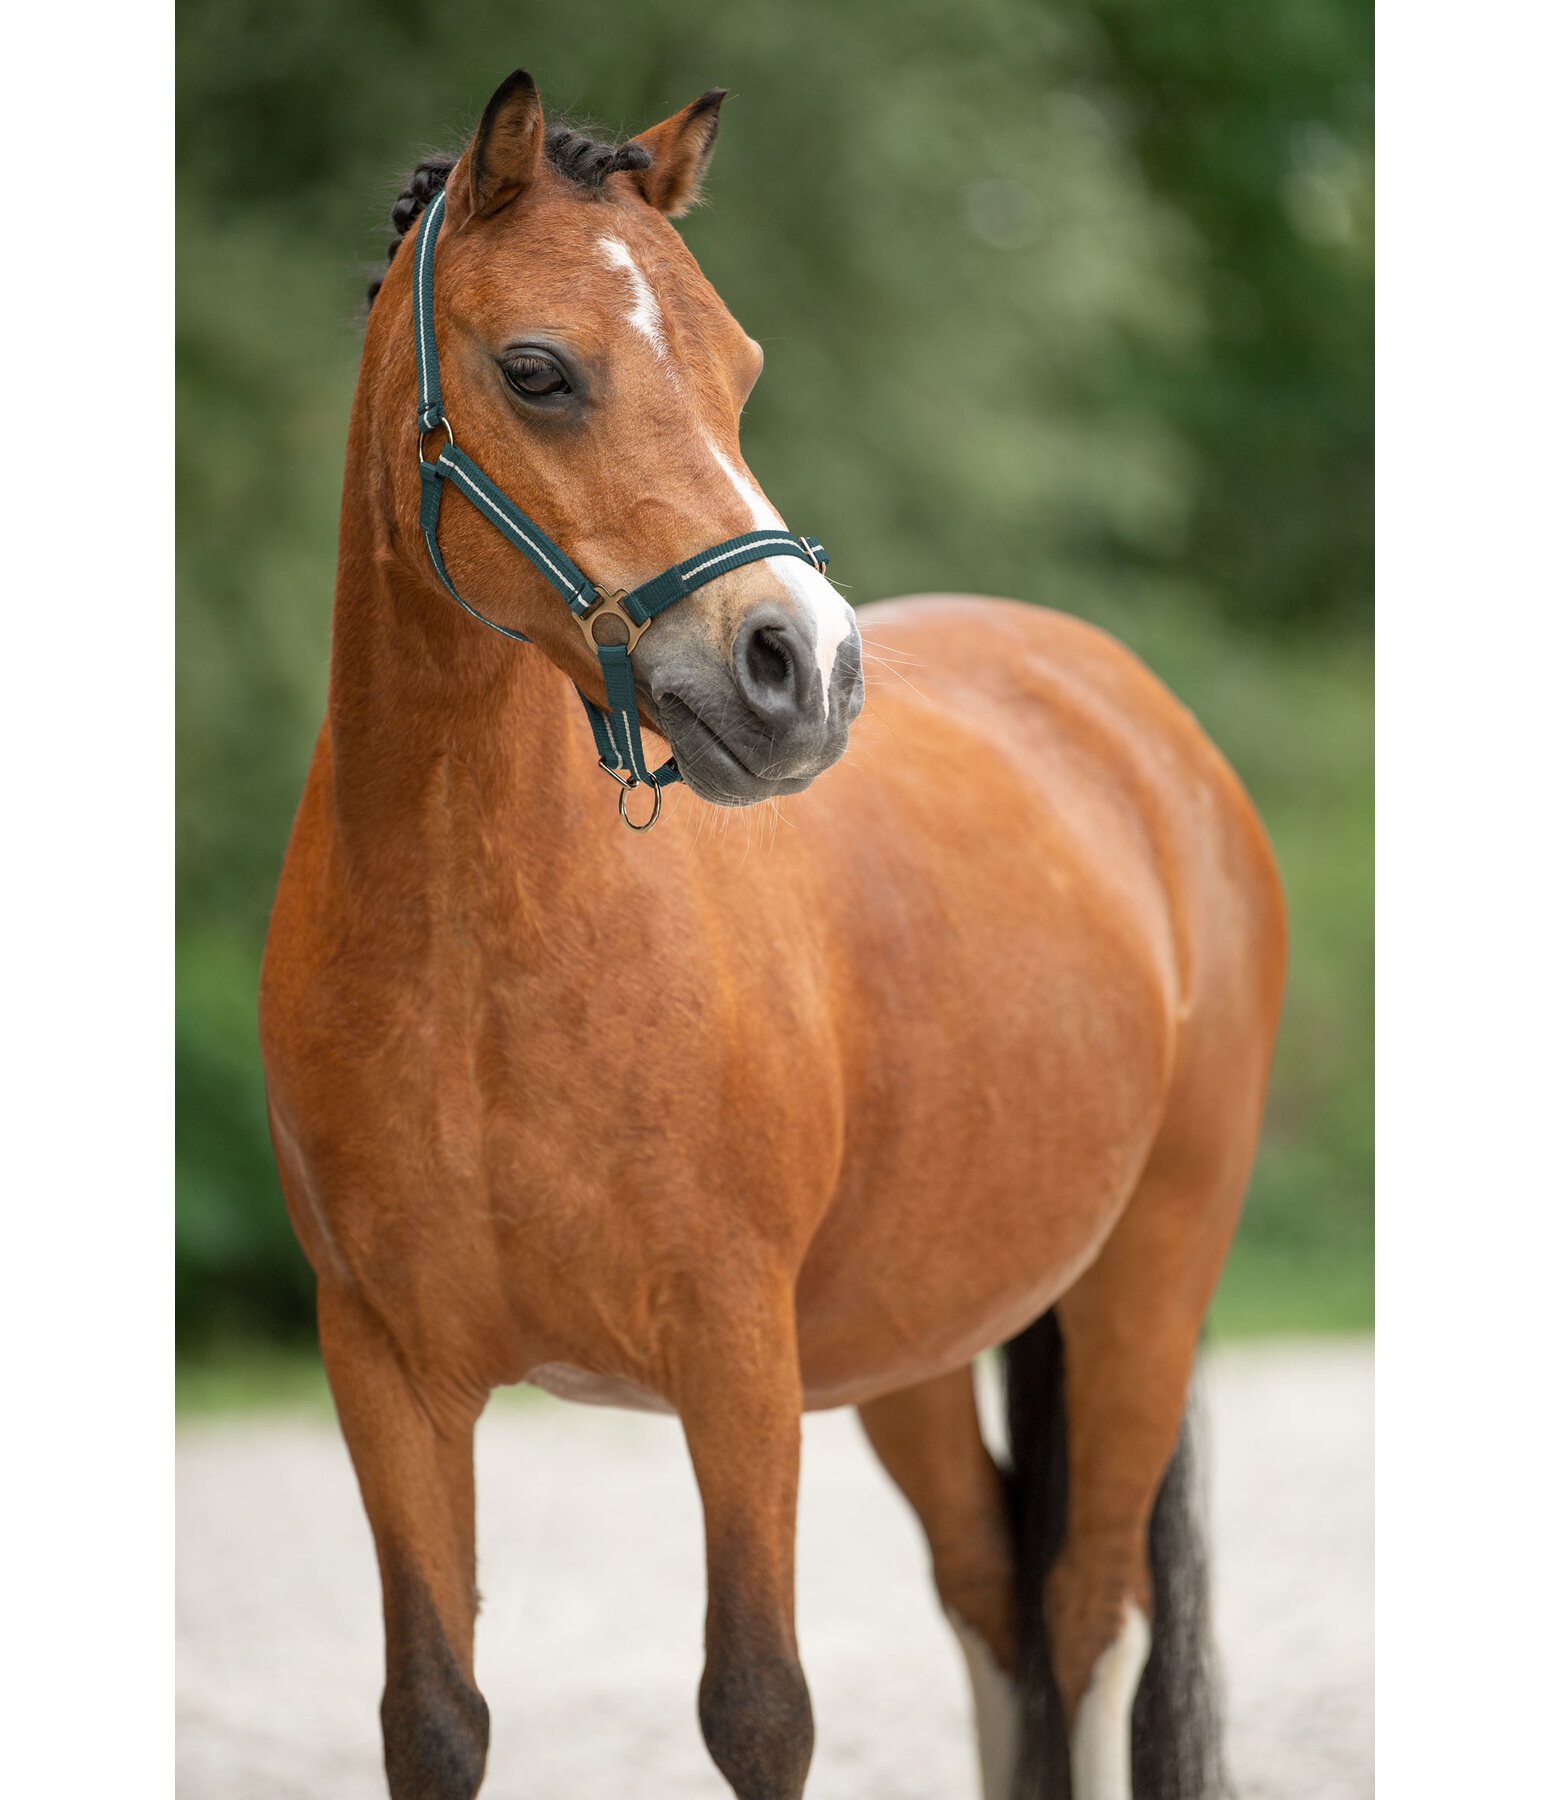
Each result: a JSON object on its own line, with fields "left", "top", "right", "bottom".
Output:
{"left": 410, "top": 187, "right": 831, "bottom": 831}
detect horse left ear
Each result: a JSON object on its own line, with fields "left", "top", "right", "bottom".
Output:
{"left": 628, "top": 90, "right": 728, "bottom": 217}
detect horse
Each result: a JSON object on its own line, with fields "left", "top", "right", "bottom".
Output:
{"left": 258, "top": 68, "right": 1286, "bottom": 1800}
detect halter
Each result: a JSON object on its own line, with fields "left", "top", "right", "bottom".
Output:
{"left": 411, "top": 187, "right": 830, "bottom": 831}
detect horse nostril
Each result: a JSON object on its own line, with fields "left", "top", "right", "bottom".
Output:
{"left": 732, "top": 606, "right": 819, "bottom": 724}
{"left": 746, "top": 628, "right": 793, "bottom": 697}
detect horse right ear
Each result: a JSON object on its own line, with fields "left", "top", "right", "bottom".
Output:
{"left": 445, "top": 68, "right": 546, "bottom": 225}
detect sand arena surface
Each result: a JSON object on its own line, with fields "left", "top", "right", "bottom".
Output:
{"left": 176, "top": 1340, "right": 1372, "bottom": 1799}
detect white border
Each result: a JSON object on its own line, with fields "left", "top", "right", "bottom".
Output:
{"left": 0, "top": 3, "right": 173, "bottom": 1788}
{"left": 1380, "top": 0, "right": 1550, "bottom": 1790}
{"left": 3, "top": 4, "right": 1544, "bottom": 1792}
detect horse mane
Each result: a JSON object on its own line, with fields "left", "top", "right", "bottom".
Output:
{"left": 366, "top": 126, "right": 653, "bottom": 307}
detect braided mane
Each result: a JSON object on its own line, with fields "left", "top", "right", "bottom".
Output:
{"left": 366, "top": 127, "right": 653, "bottom": 307}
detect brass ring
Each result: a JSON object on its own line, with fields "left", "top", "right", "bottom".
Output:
{"left": 577, "top": 588, "right": 650, "bottom": 655}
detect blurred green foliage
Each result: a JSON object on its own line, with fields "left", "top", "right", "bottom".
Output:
{"left": 177, "top": 0, "right": 1371, "bottom": 1346}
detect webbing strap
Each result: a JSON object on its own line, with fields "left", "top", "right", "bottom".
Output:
{"left": 419, "top": 452, "right": 674, "bottom": 783}
{"left": 414, "top": 189, "right": 450, "bottom": 431}
{"left": 416, "top": 459, "right": 532, "bottom": 645}
{"left": 622, "top": 531, "right": 828, "bottom": 623}
{"left": 420, "top": 455, "right": 665, "bottom": 782}
{"left": 408, "top": 181, "right": 827, "bottom": 814}
{"left": 426, "top": 446, "right": 597, "bottom": 613}
{"left": 585, "top": 647, "right": 682, "bottom": 787}
{"left": 413, "top": 185, "right": 674, "bottom": 783}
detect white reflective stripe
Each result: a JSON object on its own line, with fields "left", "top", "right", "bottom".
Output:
{"left": 597, "top": 706, "right": 622, "bottom": 765}
{"left": 593, "top": 690, "right": 646, "bottom": 776}
{"left": 444, "top": 460, "right": 583, "bottom": 597}
{"left": 681, "top": 536, "right": 801, "bottom": 581}
{"left": 449, "top": 591, "right": 528, "bottom": 644}
{"left": 415, "top": 191, "right": 441, "bottom": 418}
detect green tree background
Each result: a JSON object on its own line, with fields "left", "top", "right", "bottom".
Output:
{"left": 177, "top": 0, "right": 1372, "bottom": 1349}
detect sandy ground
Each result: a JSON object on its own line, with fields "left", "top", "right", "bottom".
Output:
{"left": 177, "top": 1340, "right": 1371, "bottom": 1799}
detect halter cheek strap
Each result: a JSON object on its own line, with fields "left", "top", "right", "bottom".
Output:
{"left": 410, "top": 186, "right": 830, "bottom": 828}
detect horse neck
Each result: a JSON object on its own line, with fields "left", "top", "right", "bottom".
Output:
{"left": 324, "top": 480, "right": 590, "bottom": 893}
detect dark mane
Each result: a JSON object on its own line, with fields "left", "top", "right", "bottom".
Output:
{"left": 366, "top": 125, "right": 653, "bottom": 307}
{"left": 545, "top": 127, "right": 652, "bottom": 192}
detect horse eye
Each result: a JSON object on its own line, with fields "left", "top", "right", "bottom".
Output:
{"left": 503, "top": 355, "right": 569, "bottom": 398}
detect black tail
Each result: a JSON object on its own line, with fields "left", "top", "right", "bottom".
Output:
{"left": 1002, "top": 1310, "right": 1227, "bottom": 1800}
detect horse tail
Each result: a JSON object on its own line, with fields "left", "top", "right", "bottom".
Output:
{"left": 1001, "top": 1309, "right": 1227, "bottom": 1799}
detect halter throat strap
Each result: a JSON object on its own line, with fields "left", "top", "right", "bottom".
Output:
{"left": 408, "top": 186, "right": 830, "bottom": 823}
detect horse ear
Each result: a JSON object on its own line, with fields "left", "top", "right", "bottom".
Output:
{"left": 446, "top": 68, "right": 546, "bottom": 224}
{"left": 628, "top": 90, "right": 727, "bottom": 217}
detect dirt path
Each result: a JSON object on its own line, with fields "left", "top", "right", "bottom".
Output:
{"left": 177, "top": 1340, "right": 1372, "bottom": 1799}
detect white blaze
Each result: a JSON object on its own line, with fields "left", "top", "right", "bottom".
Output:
{"left": 589, "top": 237, "right": 855, "bottom": 714}
{"left": 1069, "top": 1601, "right": 1151, "bottom": 1800}
{"left": 597, "top": 234, "right": 667, "bottom": 357}
{"left": 703, "top": 435, "right": 855, "bottom": 715}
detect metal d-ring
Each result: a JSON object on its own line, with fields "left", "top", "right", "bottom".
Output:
{"left": 595, "top": 761, "right": 664, "bottom": 832}
{"left": 418, "top": 415, "right": 456, "bottom": 462}
{"left": 618, "top": 773, "right": 664, "bottom": 832}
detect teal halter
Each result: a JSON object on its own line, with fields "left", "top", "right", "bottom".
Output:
{"left": 411, "top": 187, "right": 830, "bottom": 830}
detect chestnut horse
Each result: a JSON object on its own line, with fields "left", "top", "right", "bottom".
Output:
{"left": 259, "top": 69, "right": 1285, "bottom": 1800}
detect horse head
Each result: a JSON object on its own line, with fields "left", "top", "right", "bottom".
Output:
{"left": 361, "top": 69, "right": 864, "bottom": 808}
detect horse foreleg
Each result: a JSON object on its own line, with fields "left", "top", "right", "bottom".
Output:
{"left": 317, "top": 1280, "right": 490, "bottom": 1800}
{"left": 859, "top": 1366, "right": 1019, "bottom": 1800}
{"left": 672, "top": 1288, "right": 813, "bottom": 1800}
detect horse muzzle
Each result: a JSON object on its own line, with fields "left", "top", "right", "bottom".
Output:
{"left": 639, "top": 601, "right": 865, "bottom": 806}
